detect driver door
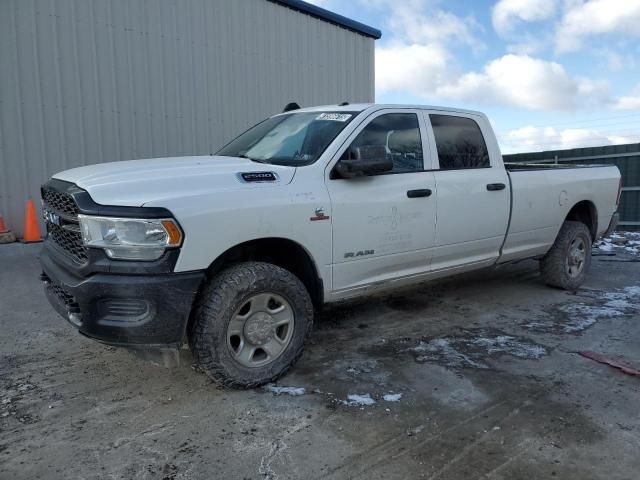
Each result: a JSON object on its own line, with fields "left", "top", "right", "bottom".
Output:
{"left": 325, "top": 110, "right": 438, "bottom": 294}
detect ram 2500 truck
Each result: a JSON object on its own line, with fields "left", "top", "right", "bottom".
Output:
{"left": 40, "top": 104, "right": 621, "bottom": 388}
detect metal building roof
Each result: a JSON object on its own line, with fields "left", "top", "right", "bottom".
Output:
{"left": 269, "top": 0, "right": 382, "bottom": 39}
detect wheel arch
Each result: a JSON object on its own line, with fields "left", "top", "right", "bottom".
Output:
{"left": 205, "top": 237, "right": 323, "bottom": 308}
{"left": 565, "top": 200, "right": 597, "bottom": 240}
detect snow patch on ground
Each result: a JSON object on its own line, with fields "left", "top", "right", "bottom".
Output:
{"left": 383, "top": 393, "right": 402, "bottom": 402}
{"left": 622, "top": 285, "right": 640, "bottom": 296}
{"left": 263, "top": 385, "right": 306, "bottom": 396}
{"left": 558, "top": 304, "right": 624, "bottom": 332}
{"left": 525, "top": 285, "right": 640, "bottom": 333}
{"left": 471, "top": 335, "right": 548, "bottom": 358}
{"left": 340, "top": 394, "right": 376, "bottom": 407}
{"left": 413, "top": 337, "right": 486, "bottom": 369}
{"left": 410, "top": 330, "right": 548, "bottom": 369}
{"left": 597, "top": 242, "right": 614, "bottom": 252}
{"left": 595, "top": 231, "right": 640, "bottom": 256}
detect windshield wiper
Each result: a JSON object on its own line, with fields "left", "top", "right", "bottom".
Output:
{"left": 237, "top": 154, "right": 270, "bottom": 164}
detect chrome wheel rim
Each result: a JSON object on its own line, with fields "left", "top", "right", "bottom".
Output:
{"left": 566, "top": 237, "right": 587, "bottom": 278}
{"left": 227, "top": 292, "right": 294, "bottom": 368}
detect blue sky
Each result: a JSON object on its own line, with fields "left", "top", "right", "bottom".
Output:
{"left": 308, "top": 0, "right": 640, "bottom": 153}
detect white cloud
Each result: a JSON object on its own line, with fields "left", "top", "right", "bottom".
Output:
{"left": 377, "top": 48, "right": 610, "bottom": 111}
{"left": 376, "top": 43, "right": 453, "bottom": 95}
{"left": 500, "top": 125, "right": 636, "bottom": 153}
{"left": 436, "top": 55, "right": 607, "bottom": 111}
{"left": 436, "top": 55, "right": 574, "bottom": 110}
{"left": 492, "top": 0, "right": 557, "bottom": 36}
{"left": 368, "top": 0, "right": 612, "bottom": 112}
{"left": 611, "top": 84, "right": 640, "bottom": 111}
{"left": 576, "top": 77, "right": 610, "bottom": 103}
{"left": 388, "top": 7, "right": 482, "bottom": 50}
{"left": 556, "top": 0, "right": 640, "bottom": 53}
{"left": 367, "top": 0, "right": 614, "bottom": 113}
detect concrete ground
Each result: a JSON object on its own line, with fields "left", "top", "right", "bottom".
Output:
{"left": 1, "top": 242, "right": 639, "bottom": 480}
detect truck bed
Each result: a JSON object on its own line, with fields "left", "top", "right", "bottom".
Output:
{"left": 499, "top": 163, "right": 621, "bottom": 263}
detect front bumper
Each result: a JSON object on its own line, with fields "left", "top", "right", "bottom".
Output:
{"left": 40, "top": 248, "right": 205, "bottom": 348}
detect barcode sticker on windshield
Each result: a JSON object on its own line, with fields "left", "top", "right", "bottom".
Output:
{"left": 316, "top": 113, "right": 352, "bottom": 122}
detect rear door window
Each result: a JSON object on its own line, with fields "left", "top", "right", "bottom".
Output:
{"left": 429, "top": 115, "right": 490, "bottom": 169}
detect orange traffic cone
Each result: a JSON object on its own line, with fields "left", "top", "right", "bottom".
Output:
{"left": 0, "top": 212, "right": 16, "bottom": 244}
{"left": 22, "top": 199, "right": 42, "bottom": 243}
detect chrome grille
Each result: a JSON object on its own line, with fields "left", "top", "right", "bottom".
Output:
{"left": 41, "top": 186, "right": 88, "bottom": 264}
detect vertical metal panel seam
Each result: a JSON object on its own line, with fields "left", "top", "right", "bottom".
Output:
{"left": 188, "top": 0, "right": 197, "bottom": 153}
{"left": 107, "top": 0, "right": 122, "bottom": 160}
{"left": 222, "top": 0, "right": 233, "bottom": 139}
{"left": 202, "top": 0, "right": 212, "bottom": 153}
{"left": 208, "top": 0, "right": 219, "bottom": 144}
{"left": 89, "top": 0, "right": 105, "bottom": 164}
{"left": 0, "top": 2, "right": 9, "bottom": 223}
{"left": 141, "top": 0, "right": 153, "bottom": 157}
{"left": 51, "top": 0, "right": 70, "bottom": 174}
{"left": 124, "top": 0, "right": 137, "bottom": 158}
{"left": 158, "top": 2, "right": 169, "bottom": 156}
{"left": 369, "top": 39, "right": 375, "bottom": 101}
{"left": 31, "top": 0, "right": 48, "bottom": 179}
{"left": 170, "top": 0, "right": 182, "bottom": 155}
{"left": 254, "top": 0, "right": 264, "bottom": 119}
{"left": 70, "top": 0, "right": 88, "bottom": 167}
{"left": 0, "top": 109, "right": 5, "bottom": 222}
{"left": 12, "top": 1, "right": 30, "bottom": 199}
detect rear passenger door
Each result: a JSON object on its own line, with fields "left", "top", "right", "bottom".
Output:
{"left": 424, "top": 113, "right": 510, "bottom": 271}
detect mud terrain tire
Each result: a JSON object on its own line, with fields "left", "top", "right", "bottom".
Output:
{"left": 190, "top": 262, "right": 313, "bottom": 389}
{"left": 540, "top": 221, "right": 592, "bottom": 290}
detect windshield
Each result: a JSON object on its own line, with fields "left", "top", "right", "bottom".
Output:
{"left": 216, "top": 111, "right": 357, "bottom": 166}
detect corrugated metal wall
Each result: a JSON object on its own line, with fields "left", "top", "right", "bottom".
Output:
{"left": 0, "top": 0, "right": 375, "bottom": 236}
{"left": 504, "top": 143, "right": 640, "bottom": 231}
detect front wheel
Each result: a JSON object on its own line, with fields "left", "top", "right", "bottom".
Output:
{"left": 540, "top": 221, "right": 592, "bottom": 290}
{"left": 190, "top": 262, "right": 314, "bottom": 389}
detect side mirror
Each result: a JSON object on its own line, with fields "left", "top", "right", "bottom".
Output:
{"left": 334, "top": 145, "right": 393, "bottom": 178}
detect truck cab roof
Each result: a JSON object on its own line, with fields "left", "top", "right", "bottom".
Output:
{"left": 292, "top": 103, "right": 487, "bottom": 119}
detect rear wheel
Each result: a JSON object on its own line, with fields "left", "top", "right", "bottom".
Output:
{"left": 540, "top": 221, "right": 592, "bottom": 290}
{"left": 190, "top": 262, "right": 314, "bottom": 389}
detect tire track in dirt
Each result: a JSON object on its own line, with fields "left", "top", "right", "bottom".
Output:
{"left": 317, "top": 399, "right": 512, "bottom": 479}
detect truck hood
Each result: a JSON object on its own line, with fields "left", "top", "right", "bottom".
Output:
{"left": 52, "top": 156, "right": 296, "bottom": 206}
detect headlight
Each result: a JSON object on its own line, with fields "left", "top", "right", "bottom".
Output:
{"left": 78, "top": 215, "right": 183, "bottom": 261}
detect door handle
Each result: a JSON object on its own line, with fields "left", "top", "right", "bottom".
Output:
{"left": 486, "top": 183, "right": 506, "bottom": 191}
{"left": 407, "top": 189, "right": 432, "bottom": 198}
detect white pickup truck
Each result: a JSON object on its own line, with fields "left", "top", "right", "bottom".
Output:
{"left": 40, "top": 103, "right": 621, "bottom": 388}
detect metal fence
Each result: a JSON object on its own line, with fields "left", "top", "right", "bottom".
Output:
{"left": 504, "top": 143, "right": 640, "bottom": 231}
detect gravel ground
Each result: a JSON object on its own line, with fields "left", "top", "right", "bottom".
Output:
{"left": 1, "top": 242, "right": 639, "bottom": 480}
